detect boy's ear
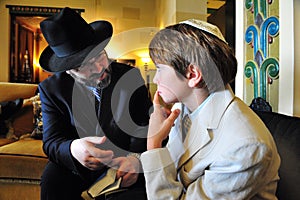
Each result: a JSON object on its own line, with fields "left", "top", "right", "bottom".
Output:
{"left": 186, "top": 64, "right": 202, "bottom": 87}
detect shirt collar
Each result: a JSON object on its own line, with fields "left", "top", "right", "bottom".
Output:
{"left": 186, "top": 93, "right": 214, "bottom": 121}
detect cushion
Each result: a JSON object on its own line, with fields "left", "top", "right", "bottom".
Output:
{"left": 31, "top": 94, "right": 43, "bottom": 139}
{"left": 11, "top": 101, "right": 34, "bottom": 138}
{"left": 0, "top": 82, "right": 38, "bottom": 102}
{"left": 0, "top": 99, "right": 24, "bottom": 137}
{"left": 8, "top": 94, "right": 42, "bottom": 139}
{"left": 0, "top": 138, "right": 16, "bottom": 147}
{"left": 0, "top": 139, "right": 47, "bottom": 180}
{"left": 0, "top": 99, "right": 23, "bottom": 120}
{"left": 254, "top": 110, "right": 300, "bottom": 200}
{"left": 0, "top": 99, "right": 34, "bottom": 139}
{"left": 0, "top": 82, "right": 39, "bottom": 139}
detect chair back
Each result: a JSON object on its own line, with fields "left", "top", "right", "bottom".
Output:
{"left": 251, "top": 97, "right": 300, "bottom": 200}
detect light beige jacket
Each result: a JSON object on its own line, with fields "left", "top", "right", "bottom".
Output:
{"left": 141, "top": 86, "right": 280, "bottom": 200}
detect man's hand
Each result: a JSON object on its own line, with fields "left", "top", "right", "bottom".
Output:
{"left": 70, "top": 136, "right": 114, "bottom": 170}
{"left": 147, "top": 91, "right": 180, "bottom": 150}
{"left": 111, "top": 156, "right": 140, "bottom": 187}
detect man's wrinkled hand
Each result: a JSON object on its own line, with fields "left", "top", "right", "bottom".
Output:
{"left": 111, "top": 156, "right": 140, "bottom": 187}
{"left": 70, "top": 136, "right": 114, "bottom": 170}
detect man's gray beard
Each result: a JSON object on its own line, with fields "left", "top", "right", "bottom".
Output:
{"left": 83, "top": 72, "right": 111, "bottom": 89}
{"left": 71, "top": 66, "right": 112, "bottom": 89}
{"left": 90, "top": 73, "right": 111, "bottom": 89}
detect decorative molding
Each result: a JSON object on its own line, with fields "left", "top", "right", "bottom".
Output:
{"left": 244, "top": 0, "right": 279, "bottom": 101}
{"left": 6, "top": 5, "right": 84, "bottom": 16}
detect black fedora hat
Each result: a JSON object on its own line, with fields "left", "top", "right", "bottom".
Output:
{"left": 39, "top": 7, "right": 113, "bottom": 72}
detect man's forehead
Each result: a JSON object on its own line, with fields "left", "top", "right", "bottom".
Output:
{"left": 84, "top": 50, "right": 106, "bottom": 63}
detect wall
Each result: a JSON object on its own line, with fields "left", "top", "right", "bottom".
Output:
{"left": 0, "top": 0, "right": 92, "bottom": 82}
{"left": 235, "top": 0, "right": 299, "bottom": 117}
{"left": 1, "top": 0, "right": 207, "bottom": 102}
{"left": 0, "top": 0, "right": 206, "bottom": 83}
{"left": 0, "top": 0, "right": 159, "bottom": 82}
{"left": 207, "top": 5, "right": 226, "bottom": 38}
{"left": 155, "top": 0, "right": 176, "bottom": 28}
{"left": 244, "top": 0, "right": 280, "bottom": 111}
{"left": 294, "top": 0, "right": 300, "bottom": 117}
{"left": 2, "top": 1, "right": 298, "bottom": 116}
{"left": 176, "top": 0, "right": 206, "bottom": 22}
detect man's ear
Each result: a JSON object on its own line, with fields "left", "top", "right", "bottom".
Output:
{"left": 186, "top": 64, "right": 202, "bottom": 88}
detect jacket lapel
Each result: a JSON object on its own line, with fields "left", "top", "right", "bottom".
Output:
{"left": 177, "top": 85, "right": 235, "bottom": 168}
{"left": 72, "top": 82, "right": 101, "bottom": 136}
{"left": 177, "top": 116, "right": 211, "bottom": 168}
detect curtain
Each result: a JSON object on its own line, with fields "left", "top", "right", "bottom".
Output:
{"left": 17, "top": 26, "right": 34, "bottom": 83}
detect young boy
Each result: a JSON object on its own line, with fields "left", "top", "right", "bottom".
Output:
{"left": 140, "top": 19, "right": 280, "bottom": 199}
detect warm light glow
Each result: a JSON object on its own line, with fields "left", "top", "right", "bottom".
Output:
{"left": 33, "top": 55, "right": 41, "bottom": 69}
{"left": 141, "top": 57, "right": 151, "bottom": 64}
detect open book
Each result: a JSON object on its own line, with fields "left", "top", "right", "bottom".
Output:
{"left": 81, "top": 168, "right": 127, "bottom": 200}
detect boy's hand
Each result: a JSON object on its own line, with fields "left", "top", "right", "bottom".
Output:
{"left": 147, "top": 92, "right": 180, "bottom": 150}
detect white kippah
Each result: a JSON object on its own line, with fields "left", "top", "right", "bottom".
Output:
{"left": 180, "top": 19, "right": 227, "bottom": 43}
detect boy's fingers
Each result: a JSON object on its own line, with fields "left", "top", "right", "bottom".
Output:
{"left": 160, "top": 109, "right": 180, "bottom": 137}
{"left": 164, "top": 109, "right": 180, "bottom": 132}
{"left": 153, "top": 91, "right": 160, "bottom": 105}
{"left": 167, "top": 109, "right": 180, "bottom": 125}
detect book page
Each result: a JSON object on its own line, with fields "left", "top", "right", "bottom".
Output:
{"left": 99, "top": 177, "right": 122, "bottom": 195}
{"left": 88, "top": 168, "right": 117, "bottom": 197}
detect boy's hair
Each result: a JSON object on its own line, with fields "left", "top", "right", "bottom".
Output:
{"left": 149, "top": 22, "right": 237, "bottom": 93}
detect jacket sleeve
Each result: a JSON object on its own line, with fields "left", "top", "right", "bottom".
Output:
{"left": 141, "top": 139, "right": 277, "bottom": 200}
{"left": 141, "top": 148, "right": 184, "bottom": 199}
{"left": 38, "top": 82, "right": 78, "bottom": 173}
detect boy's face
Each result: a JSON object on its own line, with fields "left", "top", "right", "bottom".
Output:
{"left": 153, "top": 64, "right": 190, "bottom": 104}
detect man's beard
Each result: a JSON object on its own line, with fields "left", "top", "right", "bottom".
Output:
{"left": 86, "top": 72, "right": 111, "bottom": 89}
{"left": 71, "top": 67, "right": 112, "bottom": 89}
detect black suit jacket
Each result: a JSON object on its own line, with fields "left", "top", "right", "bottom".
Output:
{"left": 39, "top": 62, "right": 152, "bottom": 181}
